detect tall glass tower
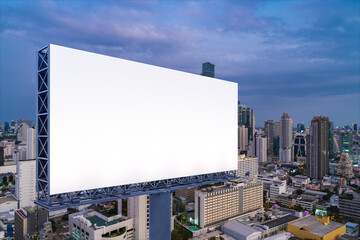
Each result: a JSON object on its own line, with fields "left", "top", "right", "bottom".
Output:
{"left": 280, "top": 113, "right": 293, "bottom": 163}
{"left": 201, "top": 62, "right": 215, "bottom": 78}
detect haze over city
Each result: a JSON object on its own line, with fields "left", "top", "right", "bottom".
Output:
{"left": 1, "top": 0, "right": 359, "bottom": 126}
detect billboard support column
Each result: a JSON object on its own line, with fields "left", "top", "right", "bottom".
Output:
{"left": 149, "top": 191, "right": 171, "bottom": 240}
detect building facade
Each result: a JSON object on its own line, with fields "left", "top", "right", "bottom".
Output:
{"left": 256, "top": 136, "right": 267, "bottom": 164}
{"left": 280, "top": 113, "right": 293, "bottom": 163}
{"left": 201, "top": 62, "right": 215, "bottom": 78}
{"left": 307, "top": 116, "right": 329, "bottom": 179}
{"left": 15, "top": 159, "right": 36, "bottom": 208}
{"left": 237, "top": 155, "right": 258, "bottom": 179}
{"left": 238, "top": 103, "right": 255, "bottom": 142}
{"left": 238, "top": 125, "right": 249, "bottom": 153}
{"left": 195, "top": 180, "right": 263, "bottom": 228}
{"left": 264, "top": 120, "right": 280, "bottom": 157}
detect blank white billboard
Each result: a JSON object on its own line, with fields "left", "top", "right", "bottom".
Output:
{"left": 49, "top": 44, "right": 238, "bottom": 194}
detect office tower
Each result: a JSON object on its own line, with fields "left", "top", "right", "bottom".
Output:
{"left": 352, "top": 123, "right": 358, "bottom": 131}
{"left": 15, "top": 159, "right": 36, "bottom": 208}
{"left": 294, "top": 134, "right": 306, "bottom": 158}
{"left": 201, "top": 62, "right": 215, "bottom": 78}
{"left": 340, "top": 131, "right": 353, "bottom": 155}
{"left": 238, "top": 102, "right": 255, "bottom": 141}
{"left": 337, "top": 152, "right": 354, "bottom": 178}
{"left": 238, "top": 125, "right": 248, "bottom": 153}
{"left": 264, "top": 120, "right": 280, "bottom": 156}
{"left": 4, "top": 122, "right": 9, "bottom": 133}
{"left": 15, "top": 207, "right": 48, "bottom": 240}
{"left": 195, "top": 181, "right": 263, "bottom": 228}
{"left": 256, "top": 136, "right": 267, "bottom": 163}
{"left": 329, "top": 121, "right": 334, "bottom": 159}
{"left": 237, "top": 155, "right": 258, "bottom": 179}
{"left": 16, "top": 123, "right": 30, "bottom": 143}
{"left": 280, "top": 113, "right": 293, "bottom": 163}
{"left": 26, "top": 127, "right": 36, "bottom": 160}
{"left": 307, "top": 116, "right": 329, "bottom": 179}
{"left": 297, "top": 122, "right": 305, "bottom": 133}
{"left": 0, "top": 147, "right": 4, "bottom": 166}
{"left": 118, "top": 195, "right": 149, "bottom": 240}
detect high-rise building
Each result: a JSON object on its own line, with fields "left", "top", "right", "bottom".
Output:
{"left": 256, "top": 136, "right": 267, "bottom": 164}
{"left": 352, "top": 123, "right": 358, "bottom": 131}
{"left": 238, "top": 103, "right": 255, "bottom": 141}
{"left": 15, "top": 207, "right": 48, "bottom": 240}
{"left": 237, "top": 154, "right": 258, "bottom": 179}
{"left": 238, "top": 125, "right": 248, "bottom": 153}
{"left": 15, "top": 159, "right": 36, "bottom": 208}
{"left": 194, "top": 180, "right": 263, "bottom": 228}
{"left": 26, "top": 127, "right": 36, "bottom": 160}
{"left": 201, "top": 62, "right": 215, "bottom": 78}
{"left": 307, "top": 116, "right": 329, "bottom": 179}
{"left": 329, "top": 121, "right": 334, "bottom": 159}
{"left": 294, "top": 134, "right": 306, "bottom": 158}
{"left": 340, "top": 131, "right": 353, "bottom": 155}
{"left": 264, "top": 120, "right": 280, "bottom": 156}
{"left": 118, "top": 195, "right": 149, "bottom": 240}
{"left": 280, "top": 113, "right": 293, "bottom": 163}
{"left": 297, "top": 122, "right": 305, "bottom": 133}
{"left": 16, "top": 123, "right": 30, "bottom": 143}
{"left": 337, "top": 152, "right": 354, "bottom": 178}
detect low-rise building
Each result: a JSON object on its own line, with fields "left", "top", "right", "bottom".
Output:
{"left": 222, "top": 221, "right": 262, "bottom": 240}
{"left": 291, "top": 175, "right": 310, "bottom": 189}
{"left": 339, "top": 193, "right": 360, "bottom": 222}
{"left": 237, "top": 155, "right": 258, "bottom": 179}
{"left": 256, "top": 214, "right": 298, "bottom": 238}
{"left": 287, "top": 215, "right": 346, "bottom": 240}
{"left": 69, "top": 210, "right": 134, "bottom": 240}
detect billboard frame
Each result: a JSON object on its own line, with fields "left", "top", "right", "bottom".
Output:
{"left": 35, "top": 45, "right": 237, "bottom": 211}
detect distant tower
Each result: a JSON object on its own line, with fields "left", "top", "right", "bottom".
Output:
{"left": 340, "top": 131, "right": 353, "bottom": 155}
{"left": 307, "top": 116, "right": 329, "bottom": 179}
{"left": 280, "top": 113, "right": 293, "bottom": 163}
{"left": 264, "top": 120, "right": 280, "bottom": 157}
{"left": 201, "top": 62, "right": 215, "bottom": 78}
{"left": 238, "top": 125, "right": 248, "bottom": 154}
{"left": 297, "top": 122, "right": 305, "bottom": 133}
{"left": 328, "top": 121, "right": 334, "bottom": 159}
{"left": 238, "top": 102, "right": 255, "bottom": 142}
{"left": 256, "top": 136, "right": 267, "bottom": 163}
{"left": 337, "top": 153, "right": 354, "bottom": 178}
{"left": 26, "top": 127, "right": 36, "bottom": 160}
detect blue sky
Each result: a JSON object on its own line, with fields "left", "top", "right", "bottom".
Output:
{"left": 0, "top": 0, "right": 359, "bottom": 127}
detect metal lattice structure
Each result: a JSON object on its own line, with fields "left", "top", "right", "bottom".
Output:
{"left": 36, "top": 45, "right": 237, "bottom": 211}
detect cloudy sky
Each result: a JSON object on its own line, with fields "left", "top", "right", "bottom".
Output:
{"left": 0, "top": 0, "right": 359, "bottom": 127}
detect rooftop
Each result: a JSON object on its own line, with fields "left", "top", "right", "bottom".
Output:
{"left": 289, "top": 216, "right": 344, "bottom": 236}
{"left": 86, "top": 215, "right": 121, "bottom": 227}
{"left": 261, "top": 214, "right": 298, "bottom": 229}
{"left": 223, "top": 221, "right": 261, "bottom": 237}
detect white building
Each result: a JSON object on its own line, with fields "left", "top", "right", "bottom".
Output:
{"left": 237, "top": 155, "right": 258, "bottom": 179}
{"left": 15, "top": 159, "right": 36, "bottom": 208}
{"left": 118, "top": 195, "right": 149, "bottom": 240}
{"left": 69, "top": 210, "right": 134, "bottom": 240}
{"left": 258, "top": 175, "right": 287, "bottom": 201}
{"left": 26, "top": 128, "right": 36, "bottom": 160}
{"left": 256, "top": 136, "right": 267, "bottom": 164}
{"left": 222, "top": 221, "right": 262, "bottom": 240}
{"left": 238, "top": 125, "right": 249, "bottom": 152}
{"left": 280, "top": 113, "right": 293, "bottom": 163}
{"left": 195, "top": 180, "right": 263, "bottom": 228}
{"left": 16, "top": 123, "right": 30, "bottom": 143}
{"left": 291, "top": 175, "right": 310, "bottom": 189}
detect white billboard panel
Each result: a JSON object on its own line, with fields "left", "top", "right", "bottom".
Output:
{"left": 49, "top": 44, "right": 238, "bottom": 194}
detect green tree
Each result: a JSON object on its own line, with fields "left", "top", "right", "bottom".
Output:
{"left": 295, "top": 189, "right": 304, "bottom": 195}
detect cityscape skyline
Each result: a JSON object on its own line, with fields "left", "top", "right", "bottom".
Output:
{"left": 1, "top": 1, "right": 359, "bottom": 126}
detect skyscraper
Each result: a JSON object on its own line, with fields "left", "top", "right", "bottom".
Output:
{"left": 256, "top": 136, "right": 267, "bottom": 164}
{"left": 280, "top": 113, "right": 293, "bottom": 163}
{"left": 238, "top": 125, "right": 248, "bottom": 153}
{"left": 264, "top": 120, "right": 280, "bottom": 157}
{"left": 307, "top": 116, "right": 329, "bottom": 179}
{"left": 340, "top": 131, "right": 353, "bottom": 155}
{"left": 337, "top": 152, "right": 354, "bottom": 178}
{"left": 26, "top": 127, "right": 36, "bottom": 160}
{"left": 238, "top": 102, "right": 255, "bottom": 141}
{"left": 329, "top": 121, "right": 334, "bottom": 159}
{"left": 201, "top": 62, "right": 215, "bottom": 78}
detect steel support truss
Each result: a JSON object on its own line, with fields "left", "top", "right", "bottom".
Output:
{"left": 36, "top": 45, "right": 238, "bottom": 211}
